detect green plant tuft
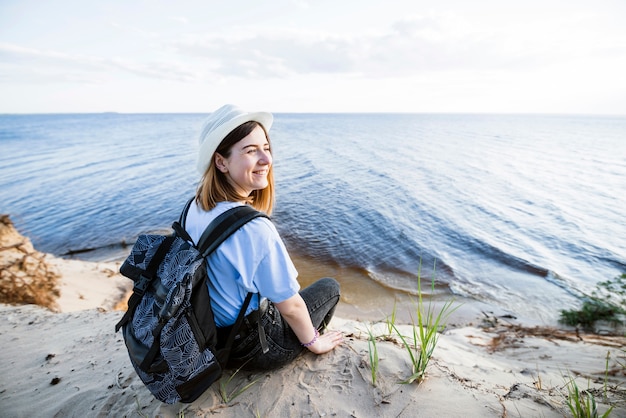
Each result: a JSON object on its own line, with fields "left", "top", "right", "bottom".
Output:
{"left": 564, "top": 374, "right": 614, "bottom": 418}
{"left": 218, "top": 364, "right": 259, "bottom": 404}
{"left": 385, "top": 301, "right": 398, "bottom": 337}
{"left": 366, "top": 325, "right": 379, "bottom": 387}
{"left": 394, "top": 259, "right": 459, "bottom": 384}
{"left": 559, "top": 273, "right": 626, "bottom": 330}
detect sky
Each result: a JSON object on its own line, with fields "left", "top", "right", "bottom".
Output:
{"left": 1, "top": 0, "right": 625, "bottom": 114}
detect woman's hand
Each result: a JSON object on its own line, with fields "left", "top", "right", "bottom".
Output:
{"left": 275, "top": 294, "right": 343, "bottom": 354}
{"left": 306, "top": 330, "right": 343, "bottom": 354}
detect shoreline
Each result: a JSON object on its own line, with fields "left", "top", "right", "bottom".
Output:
{"left": 289, "top": 251, "right": 524, "bottom": 327}
{"left": 50, "top": 217, "right": 572, "bottom": 328}
{"left": 61, "top": 244, "right": 526, "bottom": 328}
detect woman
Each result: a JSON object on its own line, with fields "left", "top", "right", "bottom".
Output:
{"left": 184, "top": 104, "right": 343, "bottom": 370}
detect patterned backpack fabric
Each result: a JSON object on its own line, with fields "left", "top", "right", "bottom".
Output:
{"left": 115, "top": 202, "right": 267, "bottom": 404}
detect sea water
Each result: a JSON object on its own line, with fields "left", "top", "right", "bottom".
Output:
{"left": 1, "top": 112, "right": 625, "bottom": 322}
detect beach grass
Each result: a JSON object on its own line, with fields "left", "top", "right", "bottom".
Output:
{"left": 604, "top": 351, "right": 611, "bottom": 400}
{"left": 218, "top": 365, "right": 259, "bottom": 404}
{"left": 385, "top": 301, "right": 397, "bottom": 336}
{"left": 564, "top": 373, "right": 614, "bottom": 418}
{"left": 393, "top": 260, "right": 460, "bottom": 384}
{"left": 616, "top": 348, "right": 626, "bottom": 371}
{"left": 366, "top": 325, "right": 379, "bottom": 387}
{"left": 363, "top": 260, "right": 459, "bottom": 386}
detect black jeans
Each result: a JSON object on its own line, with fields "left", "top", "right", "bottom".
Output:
{"left": 226, "top": 277, "right": 340, "bottom": 371}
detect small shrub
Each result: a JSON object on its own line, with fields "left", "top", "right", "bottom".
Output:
{"left": 560, "top": 300, "right": 623, "bottom": 329}
{"left": 559, "top": 273, "right": 626, "bottom": 330}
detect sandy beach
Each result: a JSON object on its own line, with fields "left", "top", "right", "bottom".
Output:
{"left": 1, "top": 218, "right": 624, "bottom": 417}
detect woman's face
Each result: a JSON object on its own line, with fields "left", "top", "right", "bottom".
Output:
{"left": 215, "top": 124, "right": 272, "bottom": 197}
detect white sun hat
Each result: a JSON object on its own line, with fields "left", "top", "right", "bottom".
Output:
{"left": 196, "top": 104, "right": 273, "bottom": 174}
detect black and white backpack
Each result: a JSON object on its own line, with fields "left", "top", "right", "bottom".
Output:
{"left": 115, "top": 200, "right": 267, "bottom": 404}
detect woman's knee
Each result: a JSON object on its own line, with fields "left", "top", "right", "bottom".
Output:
{"left": 314, "top": 277, "right": 340, "bottom": 298}
{"left": 300, "top": 277, "right": 340, "bottom": 313}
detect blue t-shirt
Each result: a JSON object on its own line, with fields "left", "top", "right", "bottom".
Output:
{"left": 185, "top": 201, "right": 299, "bottom": 327}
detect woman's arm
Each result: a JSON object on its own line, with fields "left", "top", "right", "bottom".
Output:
{"left": 274, "top": 293, "right": 343, "bottom": 354}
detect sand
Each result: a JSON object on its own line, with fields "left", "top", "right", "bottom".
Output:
{"left": 1, "top": 255, "right": 625, "bottom": 417}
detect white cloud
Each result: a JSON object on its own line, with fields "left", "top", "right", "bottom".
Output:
{"left": 0, "top": 42, "right": 201, "bottom": 84}
{"left": 168, "top": 16, "right": 189, "bottom": 25}
{"left": 110, "top": 22, "right": 158, "bottom": 39}
{"left": 160, "top": 10, "right": 626, "bottom": 82}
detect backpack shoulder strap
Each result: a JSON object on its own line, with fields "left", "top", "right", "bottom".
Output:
{"left": 193, "top": 205, "right": 271, "bottom": 356}
{"left": 179, "top": 197, "right": 195, "bottom": 227}
{"left": 196, "top": 205, "right": 269, "bottom": 258}
{"left": 173, "top": 199, "right": 269, "bottom": 254}
{"left": 172, "top": 197, "right": 196, "bottom": 243}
